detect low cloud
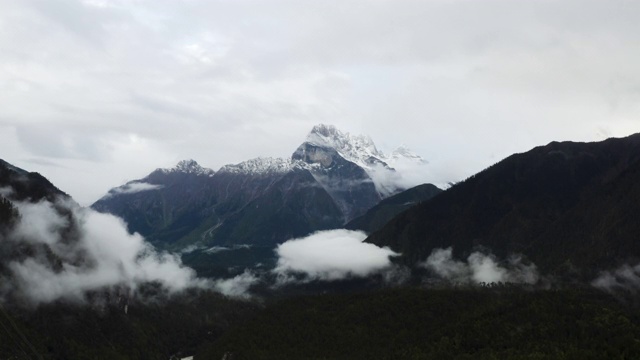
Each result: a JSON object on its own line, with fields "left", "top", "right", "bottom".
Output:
{"left": 108, "top": 182, "right": 163, "bottom": 196}
{"left": 367, "top": 156, "right": 432, "bottom": 197}
{"left": 421, "top": 248, "right": 539, "bottom": 285}
{"left": 0, "top": 187, "right": 14, "bottom": 197}
{"left": 273, "top": 229, "right": 398, "bottom": 281}
{"left": 204, "top": 244, "right": 252, "bottom": 254}
{"left": 1, "top": 196, "right": 207, "bottom": 305}
{"left": 213, "top": 270, "right": 259, "bottom": 299}
{"left": 592, "top": 263, "right": 640, "bottom": 293}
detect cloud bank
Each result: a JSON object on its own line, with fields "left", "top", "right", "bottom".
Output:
{"left": 1, "top": 197, "right": 206, "bottom": 304}
{"left": 421, "top": 248, "right": 539, "bottom": 285}
{"left": 273, "top": 229, "right": 398, "bottom": 281}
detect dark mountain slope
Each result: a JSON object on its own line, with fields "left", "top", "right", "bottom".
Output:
{"left": 92, "top": 160, "right": 218, "bottom": 244}
{"left": 536, "top": 157, "right": 640, "bottom": 272}
{"left": 205, "top": 168, "right": 344, "bottom": 246}
{"left": 366, "top": 134, "right": 640, "bottom": 275}
{"left": 345, "top": 183, "right": 442, "bottom": 233}
{"left": 0, "top": 159, "right": 67, "bottom": 203}
{"left": 292, "top": 141, "right": 381, "bottom": 221}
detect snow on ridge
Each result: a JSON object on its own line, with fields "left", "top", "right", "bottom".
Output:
{"left": 160, "top": 159, "right": 215, "bottom": 177}
{"left": 304, "top": 124, "right": 429, "bottom": 197}
{"left": 305, "top": 124, "right": 425, "bottom": 170}
{"left": 306, "top": 124, "right": 384, "bottom": 168}
{"left": 218, "top": 157, "right": 299, "bottom": 175}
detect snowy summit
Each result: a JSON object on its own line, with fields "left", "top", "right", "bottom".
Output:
{"left": 160, "top": 159, "right": 216, "bottom": 177}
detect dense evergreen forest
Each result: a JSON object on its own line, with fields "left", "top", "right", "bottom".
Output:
{"left": 0, "top": 289, "right": 259, "bottom": 360}
{"left": 2, "top": 285, "right": 640, "bottom": 359}
{"left": 198, "top": 287, "right": 640, "bottom": 360}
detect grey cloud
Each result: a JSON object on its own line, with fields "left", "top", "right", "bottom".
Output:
{"left": 23, "top": 158, "right": 68, "bottom": 169}
{"left": 130, "top": 94, "right": 205, "bottom": 120}
{"left": 26, "top": 0, "right": 116, "bottom": 44}
{"left": 1, "top": 0, "right": 640, "bottom": 204}
{"left": 16, "top": 125, "right": 112, "bottom": 162}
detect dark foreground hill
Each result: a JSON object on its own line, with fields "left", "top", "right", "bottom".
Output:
{"left": 366, "top": 133, "right": 640, "bottom": 277}
{"left": 197, "top": 287, "right": 640, "bottom": 360}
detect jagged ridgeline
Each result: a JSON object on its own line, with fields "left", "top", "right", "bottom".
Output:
{"left": 366, "top": 133, "right": 640, "bottom": 278}
{"left": 92, "top": 124, "right": 430, "bottom": 250}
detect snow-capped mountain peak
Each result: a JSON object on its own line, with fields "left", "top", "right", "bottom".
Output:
{"left": 294, "top": 125, "right": 431, "bottom": 197}
{"left": 160, "top": 159, "right": 215, "bottom": 176}
{"left": 390, "top": 145, "right": 427, "bottom": 164}
{"left": 303, "top": 124, "right": 386, "bottom": 168}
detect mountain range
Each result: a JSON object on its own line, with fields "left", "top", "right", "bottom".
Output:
{"left": 4, "top": 128, "right": 640, "bottom": 281}
{"left": 91, "top": 124, "right": 429, "bottom": 249}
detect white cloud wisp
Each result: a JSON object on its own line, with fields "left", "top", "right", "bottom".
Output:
{"left": 106, "top": 182, "right": 163, "bottom": 197}
{"left": 421, "top": 247, "right": 539, "bottom": 285}
{"left": 2, "top": 197, "right": 207, "bottom": 304}
{"left": 273, "top": 229, "right": 398, "bottom": 281}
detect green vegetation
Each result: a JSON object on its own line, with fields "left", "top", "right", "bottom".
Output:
{"left": 181, "top": 246, "right": 277, "bottom": 278}
{"left": 198, "top": 287, "right": 640, "bottom": 360}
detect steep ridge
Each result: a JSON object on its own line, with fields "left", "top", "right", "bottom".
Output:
{"left": 0, "top": 159, "right": 72, "bottom": 287}
{"left": 92, "top": 125, "right": 430, "bottom": 249}
{"left": 92, "top": 160, "right": 220, "bottom": 245}
{"left": 0, "top": 159, "right": 67, "bottom": 203}
{"left": 0, "top": 158, "right": 68, "bottom": 231}
{"left": 366, "top": 133, "right": 640, "bottom": 276}
{"left": 345, "top": 183, "right": 442, "bottom": 234}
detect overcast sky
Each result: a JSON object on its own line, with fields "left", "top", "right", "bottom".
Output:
{"left": 1, "top": 0, "right": 639, "bottom": 205}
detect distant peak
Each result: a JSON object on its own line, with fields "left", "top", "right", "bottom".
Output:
{"left": 305, "top": 124, "right": 377, "bottom": 153}
{"left": 391, "top": 146, "right": 426, "bottom": 163}
{"left": 160, "top": 159, "right": 215, "bottom": 176}
{"left": 175, "top": 159, "right": 200, "bottom": 171}
{"left": 310, "top": 124, "right": 340, "bottom": 137}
